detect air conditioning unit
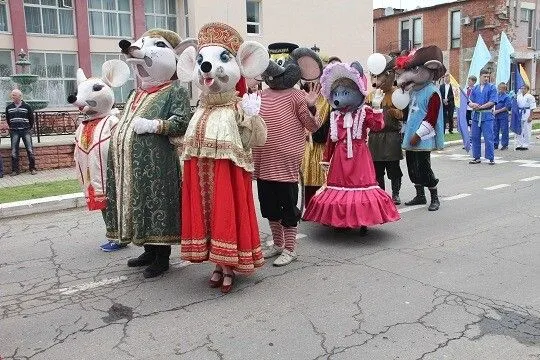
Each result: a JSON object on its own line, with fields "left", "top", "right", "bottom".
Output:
{"left": 461, "top": 16, "right": 471, "bottom": 25}
{"left": 60, "top": 0, "right": 73, "bottom": 8}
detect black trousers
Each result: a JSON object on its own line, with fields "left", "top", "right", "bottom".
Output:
{"left": 405, "top": 151, "right": 439, "bottom": 188}
{"left": 466, "top": 110, "right": 472, "bottom": 127}
{"left": 374, "top": 160, "right": 402, "bottom": 189}
{"left": 257, "top": 179, "right": 301, "bottom": 227}
{"left": 443, "top": 104, "right": 455, "bottom": 132}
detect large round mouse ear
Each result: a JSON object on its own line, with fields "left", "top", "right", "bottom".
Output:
{"left": 291, "top": 48, "right": 323, "bottom": 81}
{"left": 102, "top": 59, "right": 130, "bottom": 87}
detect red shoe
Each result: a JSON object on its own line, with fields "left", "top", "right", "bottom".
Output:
{"left": 209, "top": 270, "right": 223, "bottom": 288}
{"left": 221, "top": 273, "right": 235, "bottom": 294}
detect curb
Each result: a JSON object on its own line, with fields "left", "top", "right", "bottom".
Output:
{"left": 0, "top": 193, "right": 85, "bottom": 219}
{"left": 1, "top": 129, "right": 539, "bottom": 219}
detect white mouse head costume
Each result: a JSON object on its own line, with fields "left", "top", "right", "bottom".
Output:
{"left": 119, "top": 28, "right": 196, "bottom": 89}
{"left": 67, "top": 59, "right": 130, "bottom": 121}
{"left": 177, "top": 22, "right": 268, "bottom": 94}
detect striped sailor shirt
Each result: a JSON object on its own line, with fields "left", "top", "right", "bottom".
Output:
{"left": 252, "top": 88, "right": 321, "bottom": 183}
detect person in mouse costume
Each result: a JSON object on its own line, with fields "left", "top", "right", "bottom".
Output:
{"left": 366, "top": 54, "right": 404, "bottom": 205}
{"left": 394, "top": 45, "right": 445, "bottom": 211}
{"left": 104, "top": 28, "right": 194, "bottom": 278}
{"left": 303, "top": 62, "right": 401, "bottom": 231}
{"left": 176, "top": 22, "right": 268, "bottom": 293}
{"left": 252, "top": 42, "right": 323, "bottom": 266}
{"left": 67, "top": 60, "right": 130, "bottom": 252}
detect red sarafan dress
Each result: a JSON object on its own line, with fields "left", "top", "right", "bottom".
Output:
{"left": 303, "top": 105, "right": 401, "bottom": 228}
{"left": 181, "top": 91, "right": 264, "bottom": 273}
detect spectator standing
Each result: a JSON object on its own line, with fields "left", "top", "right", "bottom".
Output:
{"left": 515, "top": 84, "right": 537, "bottom": 150}
{"left": 5, "top": 89, "right": 37, "bottom": 175}
{"left": 440, "top": 73, "right": 455, "bottom": 133}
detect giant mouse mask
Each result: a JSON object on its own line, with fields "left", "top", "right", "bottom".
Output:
{"left": 262, "top": 42, "right": 323, "bottom": 90}
{"left": 176, "top": 22, "right": 269, "bottom": 94}
{"left": 395, "top": 46, "right": 446, "bottom": 91}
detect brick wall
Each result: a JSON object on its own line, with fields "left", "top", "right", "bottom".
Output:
{"left": 373, "top": 0, "right": 528, "bottom": 84}
{"left": 0, "top": 143, "right": 75, "bottom": 174}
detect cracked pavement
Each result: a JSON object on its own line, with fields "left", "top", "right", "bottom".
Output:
{"left": 1, "top": 145, "right": 539, "bottom": 359}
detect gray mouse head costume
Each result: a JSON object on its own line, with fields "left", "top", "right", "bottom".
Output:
{"left": 262, "top": 42, "right": 323, "bottom": 90}
{"left": 395, "top": 45, "right": 446, "bottom": 91}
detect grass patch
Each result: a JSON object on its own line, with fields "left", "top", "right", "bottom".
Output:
{"left": 444, "top": 132, "right": 463, "bottom": 142}
{"left": 0, "top": 179, "right": 81, "bottom": 204}
{"left": 533, "top": 122, "right": 540, "bottom": 130}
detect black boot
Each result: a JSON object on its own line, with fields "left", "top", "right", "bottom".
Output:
{"left": 143, "top": 245, "right": 171, "bottom": 278}
{"left": 127, "top": 245, "right": 156, "bottom": 267}
{"left": 391, "top": 178, "right": 401, "bottom": 205}
{"left": 405, "top": 185, "right": 427, "bottom": 206}
{"left": 428, "top": 187, "right": 440, "bottom": 211}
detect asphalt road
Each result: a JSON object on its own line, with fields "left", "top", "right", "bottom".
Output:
{"left": 1, "top": 143, "right": 539, "bottom": 360}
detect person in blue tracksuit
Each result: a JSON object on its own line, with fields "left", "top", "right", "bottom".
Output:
{"left": 493, "top": 82, "right": 512, "bottom": 150}
{"left": 468, "top": 69, "right": 498, "bottom": 165}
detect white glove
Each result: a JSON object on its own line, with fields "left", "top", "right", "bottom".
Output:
{"left": 132, "top": 117, "right": 159, "bottom": 134}
{"left": 371, "top": 89, "right": 385, "bottom": 109}
{"left": 241, "top": 93, "right": 261, "bottom": 116}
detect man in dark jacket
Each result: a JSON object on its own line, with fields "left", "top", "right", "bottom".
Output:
{"left": 440, "top": 73, "right": 455, "bottom": 134}
{"left": 5, "top": 89, "right": 37, "bottom": 175}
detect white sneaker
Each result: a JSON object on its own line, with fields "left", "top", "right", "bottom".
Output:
{"left": 273, "top": 249, "right": 297, "bottom": 266}
{"left": 262, "top": 245, "right": 283, "bottom": 259}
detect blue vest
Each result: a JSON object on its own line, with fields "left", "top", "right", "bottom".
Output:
{"left": 402, "top": 83, "right": 445, "bottom": 151}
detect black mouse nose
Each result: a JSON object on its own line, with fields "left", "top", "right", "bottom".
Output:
{"left": 201, "top": 61, "right": 212, "bottom": 73}
{"left": 67, "top": 94, "right": 77, "bottom": 104}
{"left": 334, "top": 100, "right": 340, "bottom": 106}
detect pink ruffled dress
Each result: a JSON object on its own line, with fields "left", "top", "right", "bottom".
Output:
{"left": 303, "top": 105, "right": 401, "bottom": 228}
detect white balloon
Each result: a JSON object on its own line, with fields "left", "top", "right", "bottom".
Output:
{"left": 367, "top": 53, "right": 387, "bottom": 75}
{"left": 391, "top": 89, "right": 410, "bottom": 110}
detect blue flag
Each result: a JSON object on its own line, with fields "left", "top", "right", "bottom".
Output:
{"left": 468, "top": 35, "right": 492, "bottom": 81}
{"left": 457, "top": 90, "right": 470, "bottom": 151}
{"left": 495, "top": 32, "right": 514, "bottom": 85}
{"left": 510, "top": 65, "right": 524, "bottom": 135}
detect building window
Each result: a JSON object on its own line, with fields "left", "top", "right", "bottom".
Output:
{"left": 144, "top": 0, "right": 176, "bottom": 31}
{"left": 450, "top": 10, "right": 461, "bottom": 48}
{"left": 412, "top": 18, "right": 423, "bottom": 48}
{"left": 24, "top": 0, "right": 74, "bottom": 35}
{"left": 0, "top": 1, "right": 8, "bottom": 32}
{"left": 29, "top": 52, "right": 77, "bottom": 107}
{"left": 246, "top": 0, "right": 261, "bottom": 35}
{"left": 88, "top": 0, "right": 131, "bottom": 37}
{"left": 400, "top": 20, "right": 410, "bottom": 51}
{"left": 91, "top": 54, "right": 135, "bottom": 103}
{"left": 473, "top": 16, "right": 485, "bottom": 31}
{"left": 521, "top": 8, "right": 534, "bottom": 47}
{"left": 0, "top": 50, "right": 13, "bottom": 104}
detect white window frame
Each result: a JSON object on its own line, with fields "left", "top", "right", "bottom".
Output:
{"left": 246, "top": 0, "right": 261, "bottom": 35}
{"left": 144, "top": 0, "right": 177, "bottom": 32}
{"left": 521, "top": 8, "right": 534, "bottom": 48}
{"left": 183, "top": 0, "right": 190, "bottom": 37}
{"left": 399, "top": 19, "right": 411, "bottom": 51}
{"left": 90, "top": 53, "right": 136, "bottom": 103}
{"left": 23, "top": 0, "right": 75, "bottom": 36}
{"left": 0, "top": 0, "right": 10, "bottom": 33}
{"left": 88, "top": 0, "right": 132, "bottom": 38}
{"left": 412, "top": 17, "right": 423, "bottom": 48}
{"left": 28, "top": 51, "right": 78, "bottom": 107}
{"left": 450, "top": 10, "right": 461, "bottom": 49}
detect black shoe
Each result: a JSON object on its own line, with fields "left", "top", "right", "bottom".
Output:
{"left": 143, "top": 246, "right": 171, "bottom": 278}
{"left": 405, "top": 185, "right": 427, "bottom": 206}
{"left": 358, "top": 226, "right": 368, "bottom": 236}
{"left": 469, "top": 159, "right": 481, "bottom": 164}
{"left": 522, "top": 148, "right": 529, "bottom": 150}
{"left": 0, "top": 174, "right": 3, "bottom": 178}
{"left": 489, "top": 160, "right": 495, "bottom": 165}
{"left": 127, "top": 245, "right": 156, "bottom": 267}
{"left": 392, "top": 193, "right": 401, "bottom": 205}
{"left": 10, "top": 171, "right": 19, "bottom": 176}
{"left": 500, "top": 146, "right": 508, "bottom": 150}
{"left": 428, "top": 188, "right": 440, "bottom": 211}
{"left": 516, "top": 147, "right": 524, "bottom": 150}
